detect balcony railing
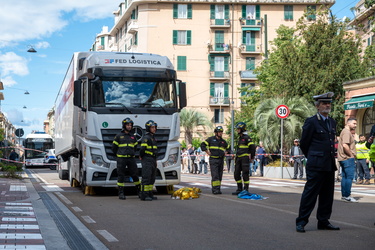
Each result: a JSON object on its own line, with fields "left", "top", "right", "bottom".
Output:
{"left": 209, "top": 97, "right": 230, "bottom": 106}
{"left": 239, "top": 18, "right": 262, "bottom": 27}
{"left": 208, "top": 43, "right": 231, "bottom": 53}
{"left": 127, "top": 20, "right": 138, "bottom": 34}
{"left": 209, "top": 71, "right": 230, "bottom": 79}
{"left": 210, "top": 19, "right": 231, "bottom": 28}
{"left": 239, "top": 70, "right": 257, "bottom": 80}
{"left": 239, "top": 44, "right": 262, "bottom": 54}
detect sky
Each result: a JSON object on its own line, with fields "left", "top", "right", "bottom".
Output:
{"left": 0, "top": 0, "right": 362, "bottom": 139}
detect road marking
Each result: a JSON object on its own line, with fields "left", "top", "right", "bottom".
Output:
{"left": 2, "top": 211, "right": 34, "bottom": 216}
{"left": 2, "top": 217, "right": 36, "bottom": 222}
{"left": 72, "top": 206, "right": 82, "bottom": 212}
{"left": 41, "top": 184, "right": 64, "bottom": 192}
{"left": 55, "top": 192, "right": 73, "bottom": 205}
{"left": 0, "top": 233, "right": 43, "bottom": 239}
{"left": 0, "top": 245, "right": 46, "bottom": 249}
{"left": 9, "top": 185, "right": 27, "bottom": 191}
{"left": 4, "top": 206, "right": 33, "bottom": 210}
{"left": 0, "top": 224, "right": 39, "bottom": 229}
{"left": 82, "top": 216, "right": 96, "bottom": 223}
{"left": 97, "top": 230, "right": 119, "bottom": 242}
{"left": 5, "top": 203, "right": 32, "bottom": 206}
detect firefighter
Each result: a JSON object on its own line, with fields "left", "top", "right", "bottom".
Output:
{"left": 112, "top": 118, "right": 141, "bottom": 200}
{"left": 232, "top": 122, "right": 256, "bottom": 195}
{"left": 139, "top": 120, "right": 158, "bottom": 201}
{"left": 201, "top": 126, "right": 229, "bottom": 194}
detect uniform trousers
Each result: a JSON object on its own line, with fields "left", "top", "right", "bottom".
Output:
{"left": 234, "top": 156, "right": 250, "bottom": 183}
{"left": 209, "top": 157, "right": 224, "bottom": 192}
{"left": 296, "top": 170, "right": 335, "bottom": 226}
{"left": 117, "top": 157, "right": 139, "bottom": 185}
{"left": 141, "top": 156, "right": 157, "bottom": 188}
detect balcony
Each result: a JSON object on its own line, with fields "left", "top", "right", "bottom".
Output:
{"left": 209, "top": 71, "right": 230, "bottom": 80}
{"left": 209, "top": 97, "right": 230, "bottom": 106}
{"left": 240, "top": 70, "right": 257, "bottom": 80}
{"left": 210, "top": 19, "right": 231, "bottom": 28}
{"left": 127, "top": 20, "right": 138, "bottom": 34}
{"left": 208, "top": 43, "right": 231, "bottom": 53}
{"left": 240, "top": 18, "right": 262, "bottom": 27}
{"left": 239, "top": 44, "right": 262, "bottom": 54}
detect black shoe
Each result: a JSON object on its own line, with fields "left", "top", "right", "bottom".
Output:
{"left": 292, "top": 177, "right": 297, "bottom": 179}
{"left": 296, "top": 225, "right": 305, "bottom": 233}
{"left": 317, "top": 223, "right": 340, "bottom": 230}
{"left": 212, "top": 190, "right": 222, "bottom": 195}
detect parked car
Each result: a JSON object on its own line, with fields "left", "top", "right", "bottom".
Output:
{"left": 44, "top": 149, "right": 57, "bottom": 170}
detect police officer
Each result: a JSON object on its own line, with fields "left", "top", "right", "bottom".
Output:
{"left": 232, "top": 122, "right": 256, "bottom": 195}
{"left": 139, "top": 120, "right": 158, "bottom": 201}
{"left": 201, "top": 126, "right": 229, "bottom": 194}
{"left": 112, "top": 118, "right": 141, "bottom": 200}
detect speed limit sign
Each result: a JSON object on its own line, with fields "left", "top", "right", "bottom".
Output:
{"left": 276, "top": 105, "right": 290, "bottom": 119}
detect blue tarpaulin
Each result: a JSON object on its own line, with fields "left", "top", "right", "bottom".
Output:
{"left": 237, "top": 190, "right": 268, "bottom": 200}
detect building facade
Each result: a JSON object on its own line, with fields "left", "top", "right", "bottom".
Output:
{"left": 91, "top": 0, "right": 334, "bottom": 129}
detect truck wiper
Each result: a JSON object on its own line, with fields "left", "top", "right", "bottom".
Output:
{"left": 105, "top": 103, "right": 133, "bottom": 114}
{"left": 141, "top": 102, "right": 168, "bottom": 114}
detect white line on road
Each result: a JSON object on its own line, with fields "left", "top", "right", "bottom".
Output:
{"left": 9, "top": 185, "right": 27, "bottom": 191}
{"left": 0, "top": 233, "right": 43, "bottom": 239}
{"left": 72, "top": 206, "right": 83, "bottom": 212}
{"left": 0, "top": 245, "right": 46, "bottom": 249}
{"left": 82, "top": 216, "right": 96, "bottom": 223}
{"left": 2, "top": 217, "right": 36, "bottom": 222}
{"left": 0, "top": 224, "right": 39, "bottom": 229}
{"left": 97, "top": 230, "right": 119, "bottom": 242}
{"left": 42, "top": 184, "right": 64, "bottom": 192}
{"left": 55, "top": 192, "right": 73, "bottom": 205}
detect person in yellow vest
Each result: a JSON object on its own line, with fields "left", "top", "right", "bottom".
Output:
{"left": 366, "top": 135, "right": 375, "bottom": 184}
{"left": 355, "top": 135, "right": 371, "bottom": 185}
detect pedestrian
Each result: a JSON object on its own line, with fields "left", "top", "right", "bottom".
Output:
{"left": 256, "top": 142, "right": 267, "bottom": 177}
{"left": 9, "top": 149, "right": 19, "bottom": 162}
{"left": 139, "top": 120, "right": 159, "bottom": 201}
{"left": 355, "top": 135, "right": 371, "bottom": 185}
{"left": 189, "top": 146, "right": 198, "bottom": 174}
{"left": 365, "top": 135, "right": 375, "bottom": 184}
{"left": 181, "top": 148, "right": 189, "bottom": 173}
{"left": 232, "top": 122, "right": 256, "bottom": 195}
{"left": 112, "top": 118, "right": 141, "bottom": 200}
{"left": 197, "top": 147, "right": 207, "bottom": 174}
{"left": 225, "top": 153, "right": 233, "bottom": 173}
{"left": 201, "top": 126, "right": 229, "bottom": 194}
{"left": 296, "top": 92, "right": 340, "bottom": 233}
{"left": 289, "top": 139, "right": 305, "bottom": 179}
{"left": 338, "top": 117, "right": 358, "bottom": 203}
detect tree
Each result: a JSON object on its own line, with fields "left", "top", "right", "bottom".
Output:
{"left": 253, "top": 6, "right": 367, "bottom": 129}
{"left": 179, "top": 108, "right": 213, "bottom": 145}
{"left": 253, "top": 97, "right": 316, "bottom": 154}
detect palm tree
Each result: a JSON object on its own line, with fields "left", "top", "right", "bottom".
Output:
{"left": 254, "top": 97, "right": 316, "bottom": 154}
{"left": 179, "top": 108, "right": 213, "bottom": 145}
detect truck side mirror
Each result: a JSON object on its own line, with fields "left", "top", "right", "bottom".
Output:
{"left": 73, "top": 80, "right": 82, "bottom": 108}
{"left": 178, "top": 80, "right": 187, "bottom": 109}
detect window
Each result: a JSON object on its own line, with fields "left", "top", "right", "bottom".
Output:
{"left": 246, "top": 57, "right": 255, "bottom": 70}
{"left": 173, "top": 4, "right": 192, "bottom": 19}
{"left": 215, "top": 31, "right": 224, "bottom": 51}
{"left": 284, "top": 5, "right": 293, "bottom": 21}
{"left": 209, "top": 56, "right": 229, "bottom": 77}
{"left": 307, "top": 5, "right": 316, "bottom": 21}
{"left": 242, "top": 31, "right": 256, "bottom": 51}
{"left": 210, "top": 5, "right": 230, "bottom": 25}
{"left": 173, "top": 30, "right": 192, "bottom": 45}
{"left": 131, "top": 7, "right": 138, "bottom": 19}
{"left": 240, "top": 83, "right": 255, "bottom": 96}
{"left": 134, "top": 32, "right": 138, "bottom": 45}
{"left": 100, "top": 37, "right": 105, "bottom": 46}
{"left": 210, "top": 82, "right": 229, "bottom": 104}
{"left": 177, "top": 56, "right": 187, "bottom": 71}
{"left": 214, "top": 109, "right": 224, "bottom": 123}
{"left": 242, "top": 5, "right": 260, "bottom": 20}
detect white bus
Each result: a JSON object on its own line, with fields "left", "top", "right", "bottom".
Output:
{"left": 54, "top": 52, "right": 186, "bottom": 194}
{"left": 23, "top": 132, "right": 54, "bottom": 168}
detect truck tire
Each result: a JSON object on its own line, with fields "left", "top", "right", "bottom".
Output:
{"left": 59, "top": 169, "right": 69, "bottom": 180}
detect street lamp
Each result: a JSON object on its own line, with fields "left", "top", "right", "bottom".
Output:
{"left": 27, "top": 45, "right": 37, "bottom": 53}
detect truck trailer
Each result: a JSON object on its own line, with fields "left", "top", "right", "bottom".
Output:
{"left": 54, "top": 52, "right": 186, "bottom": 194}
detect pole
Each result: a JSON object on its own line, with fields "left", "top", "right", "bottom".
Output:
{"left": 230, "top": 3, "right": 235, "bottom": 173}
{"left": 280, "top": 118, "right": 283, "bottom": 178}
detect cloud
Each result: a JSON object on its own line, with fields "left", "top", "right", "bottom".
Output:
{"left": 0, "top": 52, "right": 29, "bottom": 86}
{"left": 3, "top": 109, "right": 26, "bottom": 126}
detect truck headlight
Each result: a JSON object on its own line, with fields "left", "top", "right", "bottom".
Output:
{"left": 90, "top": 148, "right": 109, "bottom": 168}
{"left": 163, "top": 152, "right": 179, "bottom": 168}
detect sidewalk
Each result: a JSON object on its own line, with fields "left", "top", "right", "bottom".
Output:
{"left": 0, "top": 171, "right": 107, "bottom": 250}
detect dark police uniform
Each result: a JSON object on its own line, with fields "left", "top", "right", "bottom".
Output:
{"left": 234, "top": 133, "right": 256, "bottom": 193}
{"left": 139, "top": 131, "right": 158, "bottom": 200}
{"left": 296, "top": 92, "right": 338, "bottom": 232}
{"left": 201, "top": 135, "right": 229, "bottom": 194}
{"left": 112, "top": 130, "right": 140, "bottom": 199}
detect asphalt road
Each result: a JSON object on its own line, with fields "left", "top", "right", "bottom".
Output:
{"left": 30, "top": 169, "right": 375, "bottom": 250}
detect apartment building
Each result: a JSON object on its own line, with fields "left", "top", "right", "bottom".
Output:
{"left": 92, "top": 0, "right": 335, "bottom": 127}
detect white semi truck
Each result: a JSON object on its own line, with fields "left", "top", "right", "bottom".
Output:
{"left": 54, "top": 52, "right": 186, "bottom": 194}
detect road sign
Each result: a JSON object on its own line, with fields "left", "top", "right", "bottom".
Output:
{"left": 15, "top": 128, "right": 24, "bottom": 137}
{"left": 276, "top": 105, "right": 290, "bottom": 119}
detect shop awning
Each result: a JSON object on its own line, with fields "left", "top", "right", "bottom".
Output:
{"left": 344, "top": 94, "right": 375, "bottom": 110}
{"left": 242, "top": 27, "right": 261, "bottom": 31}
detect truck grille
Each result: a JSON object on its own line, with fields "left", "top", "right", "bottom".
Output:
{"left": 101, "top": 128, "right": 169, "bottom": 163}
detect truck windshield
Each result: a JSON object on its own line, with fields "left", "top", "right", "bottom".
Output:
{"left": 90, "top": 79, "right": 176, "bottom": 108}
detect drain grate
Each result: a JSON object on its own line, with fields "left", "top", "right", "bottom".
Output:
{"left": 39, "top": 192, "right": 95, "bottom": 250}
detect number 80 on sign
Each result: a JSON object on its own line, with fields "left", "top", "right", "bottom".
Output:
{"left": 275, "top": 105, "right": 290, "bottom": 119}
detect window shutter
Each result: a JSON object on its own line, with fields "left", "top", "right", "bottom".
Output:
{"left": 224, "top": 83, "right": 229, "bottom": 97}
{"left": 177, "top": 56, "right": 187, "bottom": 71}
{"left": 242, "top": 31, "right": 246, "bottom": 44}
{"left": 224, "top": 5, "right": 229, "bottom": 19}
{"left": 256, "top": 5, "right": 260, "bottom": 19}
{"left": 224, "top": 56, "right": 229, "bottom": 71}
{"left": 251, "top": 32, "right": 255, "bottom": 45}
{"left": 188, "top": 4, "right": 192, "bottom": 19}
{"left": 173, "top": 4, "right": 178, "bottom": 18}
{"left": 246, "top": 57, "right": 255, "bottom": 70}
{"left": 173, "top": 30, "right": 178, "bottom": 44}
{"left": 100, "top": 37, "right": 105, "bottom": 46}
{"left": 187, "top": 30, "right": 192, "bottom": 45}
{"left": 209, "top": 56, "right": 215, "bottom": 71}
{"left": 242, "top": 5, "right": 246, "bottom": 18}
{"left": 210, "top": 83, "right": 215, "bottom": 96}
{"left": 210, "top": 5, "right": 215, "bottom": 19}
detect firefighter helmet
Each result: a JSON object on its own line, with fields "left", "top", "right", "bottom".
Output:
{"left": 214, "top": 126, "right": 224, "bottom": 133}
{"left": 145, "top": 120, "right": 157, "bottom": 132}
{"left": 235, "top": 122, "right": 247, "bottom": 132}
{"left": 122, "top": 117, "right": 134, "bottom": 128}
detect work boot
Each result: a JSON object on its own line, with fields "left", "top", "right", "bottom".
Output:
{"left": 149, "top": 191, "right": 157, "bottom": 200}
{"left": 135, "top": 184, "right": 141, "bottom": 198}
{"left": 357, "top": 179, "right": 363, "bottom": 185}
{"left": 364, "top": 179, "right": 370, "bottom": 185}
{"left": 118, "top": 186, "right": 126, "bottom": 200}
{"left": 244, "top": 183, "right": 249, "bottom": 192}
{"left": 232, "top": 183, "right": 243, "bottom": 195}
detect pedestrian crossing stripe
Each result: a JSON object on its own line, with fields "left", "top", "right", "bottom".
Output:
{"left": 0, "top": 224, "right": 39, "bottom": 229}
{"left": 1, "top": 218, "right": 37, "bottom": 222}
